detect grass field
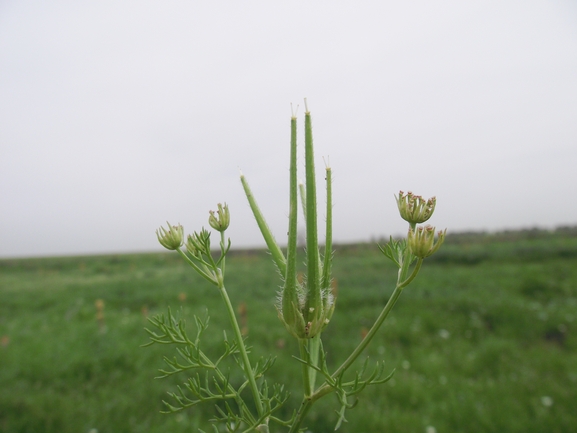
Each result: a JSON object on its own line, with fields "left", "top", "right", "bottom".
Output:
{"left": 1, "top": 228, "right": 577, "bottom": 432}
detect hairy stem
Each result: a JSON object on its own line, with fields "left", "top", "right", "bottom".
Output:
{"left": 289, "top": 246, "right": 421, "bottom": 432}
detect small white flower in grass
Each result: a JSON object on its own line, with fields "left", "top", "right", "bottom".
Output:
{"left": 426, "top": 426, "right": 437, "bottom": 433}
{"left": 439, "top": 329, "right": 450, "bottom": 339}
{"left": 541, "top": 396, "right": 553, "bottom": 407}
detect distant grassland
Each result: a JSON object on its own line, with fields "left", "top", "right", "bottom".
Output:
{"left": 1, "top": 228, "right": 577, "bottom": 433}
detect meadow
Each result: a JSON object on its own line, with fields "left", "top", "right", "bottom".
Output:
{"left": 1, "top": 228, "right": 576, "bottom": 433}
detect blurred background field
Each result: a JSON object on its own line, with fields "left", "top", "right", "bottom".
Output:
{"left": 1, "top": 228, "right": 576, "bottom": 433}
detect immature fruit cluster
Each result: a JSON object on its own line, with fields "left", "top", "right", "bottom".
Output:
{"left": 396, "top": 191, "right": 436, "bottom": 225}
{"left": 209, "top": 203, "right": 230, "bottom": 232}
{"left": 156, "top": 223, "right": 184, "bottom": 250}
{"left": 395, "top": 191, "right": 446, "bottom": 259}
{"left": 408, "top": 225, "right": 447, "bottom": 258}
{"left": 278, "top": 109, "right": 335, "bottom": 339}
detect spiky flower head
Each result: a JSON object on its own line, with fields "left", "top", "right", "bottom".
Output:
{"left": 156, "top": 222, "right": 184, "bottom": 250}
{"left": 396, "top": 191, "right": 436, "bottom": 224}
{"left": 208, "top": 203, "right": 230, "bottom": 232}
{"left": 407, "top": 225, "right": 447, "bottom": 258}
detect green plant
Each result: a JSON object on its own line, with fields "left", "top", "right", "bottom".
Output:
{"left": 146, "top": 101, "right": 446, "bottom": 432}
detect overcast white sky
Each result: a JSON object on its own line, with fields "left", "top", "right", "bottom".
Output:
{"left": 1, "top": 0, "right": 576, "bottom": 258}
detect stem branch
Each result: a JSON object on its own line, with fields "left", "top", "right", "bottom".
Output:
{"left": 218, "top": 283, "right": 264, "bottom": 419}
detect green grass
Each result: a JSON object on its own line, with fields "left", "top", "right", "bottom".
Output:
{"left": 1, "top": 228, "right": 577, "bottom": 432}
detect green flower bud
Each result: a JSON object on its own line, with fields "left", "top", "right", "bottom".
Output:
{"left": 407, "top": 225, "right": 446, "bottom": 258}
{"left": 186, "top": 229, "right": 212, "bottom": 256}
{"left": 156, "top": 222, "right": 184, "bottom": 250}
{"left": 185, "top": 234, "right": 200, "bottom": 257}
{"left": 208, "top": 203, "right": 230, "bottom": 232}
{"left": 396, "top": 191, "right": 436, "bottom": 224}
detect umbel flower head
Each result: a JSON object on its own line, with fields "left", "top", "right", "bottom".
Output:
{"left": 156, "top": 222, "right": 184, "bottom": 250}
{"left": 396, "top": 191, "right": 436, "bottom": 225}
{"left": 408, "top": 225, "right": 447, "bottom": 258}
{"left": 208, "top": 203, "right": 230, "bottom": 232}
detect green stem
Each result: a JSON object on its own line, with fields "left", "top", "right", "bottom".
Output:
{"left": 218, "top": 282, "right": 264, "bottom": 419}
{"left": 289, "top": 284, "right": 405, "bottom": 432}
{"left": 220, "top": 231, "right": 227, "bottom": 278}
{"left": 307, "top": 334, "right": 321, "bottom": 391}
{"left": 298, "top": 340, "right": 312, "bottom": 396}
{"left": 197, "top": 345, "right": 257, "bottom": 426}
{"left": 287, "top": 398, "right": 314, "bottom": 433}
{"left": 289, "top": 249, "right": 421, "bottom": 431}
{"left": 288, "top": 379, "right": 335, "bottom": 433}
{"left": 399, "top": 258, "right": 423, "bottom": 288}
{"left": 399, "top": 223, "right": 417, "bottom": 281}
{"left": 175, "top": 249, "right": 216, "bottom": 285}
{"left": 330, "top": 283, "right": 404, "bottom": 380}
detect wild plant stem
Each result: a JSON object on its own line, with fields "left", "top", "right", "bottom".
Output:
{"left": 289, "top": 286, "right": 404, "bottom": 432}
{"left": 307, "top": 334, "right": 321, "bottom": 391}
{"left": 330, "top": 249, "right": 423, "bottom": 380}
{"left": 331, "top": 283, "right": 404, "bottom": 380}
{"left": 289, "top": 252, "right": 420, "bottom": 432}
{"left": 298, "top": 340, "right": 313, "bottom": 397}
{"left": 220, "top": 231, "right": 226, "bottom": 277}
{"left": 287, "top": 398, "right": 313, "bottom": 433}
{"left": 175, "top": 248, "right": 216, "bottom": 285}
{"left": 217, "top": 281, "right": 265, "bottom": 419}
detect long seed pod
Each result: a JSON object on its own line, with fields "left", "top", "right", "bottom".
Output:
{"left": 281, "top": 114, "right": 306, "bottom": 337}
{"left": 240, "top": 174, "right": 287, "bottom": 276}
{"left": 303, "top": 103, "right": 322, "bottom": 328}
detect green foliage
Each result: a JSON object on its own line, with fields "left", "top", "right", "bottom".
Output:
{"left": 144, "top": 308, "right": 288, "bottom": 430}
{"left": 1, "top": 230, "right": 577, "bottom": 431}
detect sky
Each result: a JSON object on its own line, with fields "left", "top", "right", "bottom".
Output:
{"left": 1, "top": 0, "right": 576, "bottom": 258}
